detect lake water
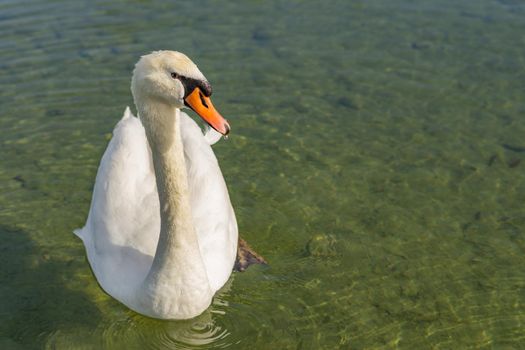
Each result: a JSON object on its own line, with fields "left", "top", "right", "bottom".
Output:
{"left": 1, "top": 0, "right": 525, "bottom": 348}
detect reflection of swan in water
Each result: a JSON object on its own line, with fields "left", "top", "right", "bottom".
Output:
{"left": 162, "top": 279, "right": 235, "bottom": 348}
{"left": 75, "top": 51, "right": 265, "bottom": 320}
{"left": 103, "top": 278, "right": 236, "bottom": 349}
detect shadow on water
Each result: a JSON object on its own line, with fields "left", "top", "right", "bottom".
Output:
{"left": 0, "top": 225, "right": 102, "bottom": 349}
{"left": 0, "top": 222, "right": 241, "bottom": 348}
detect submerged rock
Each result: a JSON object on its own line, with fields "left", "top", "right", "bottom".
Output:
{"left": 306, "top": 234, "right": 338, "bottom": 257}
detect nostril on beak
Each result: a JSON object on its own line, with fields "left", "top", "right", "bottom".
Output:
{"left": 199, "top": 92, "right": 209, "bottom": 109}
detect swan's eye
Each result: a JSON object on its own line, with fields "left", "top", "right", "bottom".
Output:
{"left": 171, "top": 72, "right": 178, "bottom": 79}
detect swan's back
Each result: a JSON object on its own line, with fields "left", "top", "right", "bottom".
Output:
{"left": 75, "top": 108, "right": 237, "bottom": 303}
{"left": 180, "top": 113, "right": 238, "bottom": 290}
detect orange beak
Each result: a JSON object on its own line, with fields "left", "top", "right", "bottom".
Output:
{"left": 184, "top": 87, "right": 230, "bottom": 135}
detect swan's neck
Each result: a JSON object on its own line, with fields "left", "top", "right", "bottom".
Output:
{"left": 135, "top": 101, "right": 212, "bottom": 318}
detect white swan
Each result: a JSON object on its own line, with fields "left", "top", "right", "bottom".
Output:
{"left": 74, "top": 51, "right": 242, "bottom": 320}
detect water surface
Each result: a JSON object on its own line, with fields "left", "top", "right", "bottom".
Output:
{"left": 1, "top": 0, "right": 525, "bottom": 348}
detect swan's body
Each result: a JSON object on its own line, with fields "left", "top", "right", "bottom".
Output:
{"left": 75, "top": 51, "right": 238, "bottom": 319}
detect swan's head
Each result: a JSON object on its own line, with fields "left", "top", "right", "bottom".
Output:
{"left": 131, "top": 50, "right": 230, "bottom": 135}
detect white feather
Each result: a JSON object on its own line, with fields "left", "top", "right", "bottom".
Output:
{"left": 75, "top": 108, "right": 237, "bottom": 313}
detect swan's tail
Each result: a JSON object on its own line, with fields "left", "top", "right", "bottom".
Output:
{"left": 122, "top": 106, "right": 133, "bottom": 120}
{"left": 73, "top": 227, "right": 85, "bottom": 241}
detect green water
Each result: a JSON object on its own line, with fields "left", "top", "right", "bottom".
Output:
{"left": 1, "top": 0, "right": 525, "bottom": 348}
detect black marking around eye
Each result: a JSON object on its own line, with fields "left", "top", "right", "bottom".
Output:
{"left": 177, "top": 75, "right": 212, "bottom": 98}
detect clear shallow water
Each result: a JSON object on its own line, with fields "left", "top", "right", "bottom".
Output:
{"left": 1, "top": 0, "right": 525, "bottom": 348}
